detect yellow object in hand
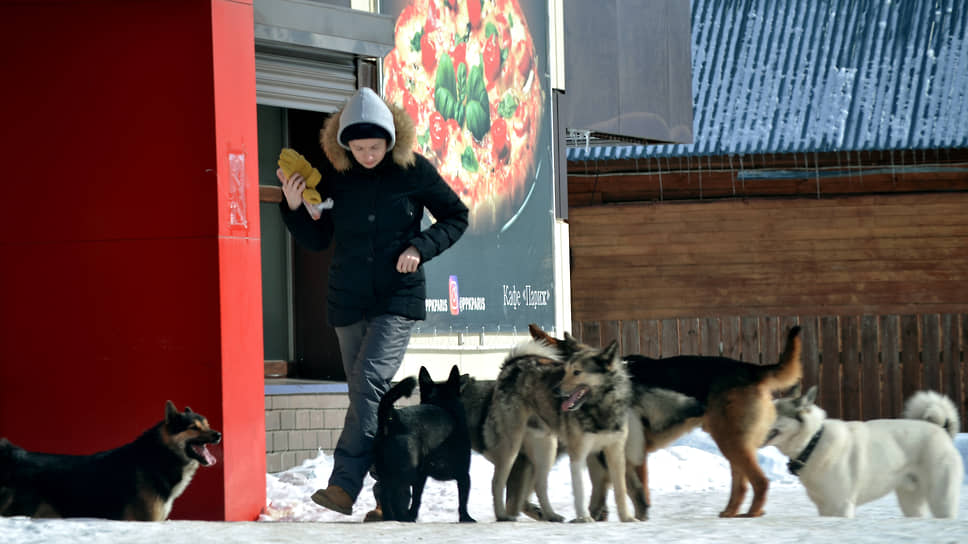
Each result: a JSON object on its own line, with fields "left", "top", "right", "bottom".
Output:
{"left": 277, "top": 148, "right": 322, "bottom": 189}
{"left": 302, "top": 188, "right": 323, "bottom": 205}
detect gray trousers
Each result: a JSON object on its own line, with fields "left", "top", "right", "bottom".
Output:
{"left": 329, "top": 314, "right": 415, "bottom": 501}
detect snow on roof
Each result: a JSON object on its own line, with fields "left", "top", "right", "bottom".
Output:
{"left": 568, "top": 0, "right": 968, "bottom": 161}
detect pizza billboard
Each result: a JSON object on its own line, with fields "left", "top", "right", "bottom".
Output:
{"left": 380, "top": 0, "right": 555, "bottom": 333}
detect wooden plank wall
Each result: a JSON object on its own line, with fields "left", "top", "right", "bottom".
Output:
{"left": 569, "top": 193, "right": 968, "bottom": 319}
{"left": 568, "top": 192, "right": 968, "bottom": 424}
{"left": 571, "top": 314, "right": 967, "bottom": 425}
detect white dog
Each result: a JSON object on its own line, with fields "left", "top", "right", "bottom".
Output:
{"left": 764, "top": 385, "right": 963, "bottom": 518}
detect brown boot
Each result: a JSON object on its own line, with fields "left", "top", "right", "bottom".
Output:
{"left": 363, "top": 504, "right": 383, "bottom": 522}
{"left": 310, "top": 485, "right": 353, "bottom": 515}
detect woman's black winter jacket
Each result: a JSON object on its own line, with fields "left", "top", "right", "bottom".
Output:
{"left": 280, "top": 103, "right": 468, "bottom": 327}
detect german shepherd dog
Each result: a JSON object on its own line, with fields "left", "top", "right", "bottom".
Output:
{"left": 0, "top": 401, "right": 221, "bottom": 521}
{"left": 372, "top": 365, "right": 475, "bottom": 522}
{"left": 531, "top": 324, "right": 803, "bottom": 518}
{"left": 765, "top": 385, "right": 962, "bottom": 518}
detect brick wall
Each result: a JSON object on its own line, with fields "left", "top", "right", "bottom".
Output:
{"left": 264, "top": 392, "right": 349, "bottom": 473}
{"left": 264, "top": 386, "right": 418, "bottom": 474}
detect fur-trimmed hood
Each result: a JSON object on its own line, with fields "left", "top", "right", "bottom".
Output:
{"left": 320, "top": 94, "right": 416, "bottom": 172}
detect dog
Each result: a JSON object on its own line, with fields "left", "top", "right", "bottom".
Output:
{"left": 371, "top": 365, "right": 475, "bottom": 522}
{"left": 461, "top": 337, "right": 704, "bottom": 522}
{"left": 531, "top": 323, "right": 802, "bottom": 518}
{"left": 0, "top": 400, "right": 221, "bottom": 521}
{"left": 475, "top": 339, "right": 568, "bottom": 521}
{"left": 459, "top": 372, "right": 562, "bottom": 520}
{"left": 584, "top": 385, "right": 704, "bottom": 520}
{"left": 477, "top": 338, "right": 642, "bottom": 522}
{"left": 556, "top": 338, "right": 637, "bottom": 522}
{"left": 529, "top": 324, "right": 706, "bottom": 521}
{"left": 764, "top": 384, "right": 962, "bottom": 518}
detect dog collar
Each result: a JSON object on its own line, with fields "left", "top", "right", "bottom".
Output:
{"left": 787, "top": 425, "right": 824, "bottom": 476}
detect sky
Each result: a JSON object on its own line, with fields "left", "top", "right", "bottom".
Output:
{"left": 2, "top": 429, "right": 966, "bottom": 543}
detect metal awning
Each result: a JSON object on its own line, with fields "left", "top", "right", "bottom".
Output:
{"left": 253, "top": 0, "right": 395, "bottom": 59}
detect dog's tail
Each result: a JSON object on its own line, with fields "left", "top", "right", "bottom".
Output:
{"left": 758, "top": 326, "right": 803, "bottom": 391}
{"left": 902, "top": 390, "right": 961, "bottom": 439}
{"left": 501, "top": 338, "right": 561, "bottom": 370}
{"left": 377, "top": 377, "right": 418, "bottom": 436}
{"left": 508, "top": 338, "right": 561, "bottom": 361}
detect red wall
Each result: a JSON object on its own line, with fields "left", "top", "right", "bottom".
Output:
{"left": 0, "top": 0, "right": 264, "bottom": 521}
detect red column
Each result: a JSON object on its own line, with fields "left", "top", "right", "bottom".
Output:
{"left": 0, "top": 0, "right": 264, "bottom": 521}
{"left": 210, "top": 0, "right": 267, "bottom": 521}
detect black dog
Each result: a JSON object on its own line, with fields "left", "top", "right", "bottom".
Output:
{"left": 372, "top": 365, "right": 475, "bottom": 522}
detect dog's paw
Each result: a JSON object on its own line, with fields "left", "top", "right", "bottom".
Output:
{"left": 522, "top": 503, "right": 543, "bottom": 521}
{"left": 570, "top": 515, "right": 594, "bottom": 523}
{"left": 459, "top": 514, "right": 477, "bottom": 523}
{"left": 496, "top": 514, "right": 516, "bottom": 522}
{"left": 543, "top": 512, "right": 565, "bottom": 522}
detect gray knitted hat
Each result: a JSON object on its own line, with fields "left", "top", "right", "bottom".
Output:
{"left": 337, "top": 87, "right": 396, "bottom": 151}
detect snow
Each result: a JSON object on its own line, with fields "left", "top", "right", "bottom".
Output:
{"left": 2, "top": 430, "right": 966, "bottom": 543}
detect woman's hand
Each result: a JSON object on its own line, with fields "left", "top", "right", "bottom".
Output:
{"left": 277, "top": 167, "right": 305, "bottom": 211}
{"left": 396, "top": 246, "right": 422, "bottom": 273}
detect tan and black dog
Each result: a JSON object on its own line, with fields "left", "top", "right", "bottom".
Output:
{"left": 0, "top": 401, "right": 221, "bottom": 521}
{"left": 530, "top": 324, "right": 802, "bottom": 519}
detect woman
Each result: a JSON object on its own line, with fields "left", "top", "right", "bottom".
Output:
{"left": 278, "top": 87, "right": 468, "bottom": 520}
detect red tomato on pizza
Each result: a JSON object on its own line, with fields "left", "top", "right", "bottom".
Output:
{"left": 384, "top": 0, "right": 544, "bottom": 233}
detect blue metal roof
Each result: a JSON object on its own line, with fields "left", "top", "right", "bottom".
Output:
{"left": 568, "top": 0, "right": 968, "bottom": 161}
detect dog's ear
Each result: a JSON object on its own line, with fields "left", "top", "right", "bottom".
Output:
{"left": 529, "top": 323, "right": 559, "bottom": 346}
{"left": 563, "top": 332, "right": 581, "bottom": 353}
{"left": 418, "top": 366, "right": 433, "bottom": 388}
{"left": 600, "top": 340, "right": 620, "bottom": 368}
{"left": 794, "top": 385, "right": 818, "bottom": 410}
{"left": 803, "top": 385, "right": 818, "bottom": 405}
{"left": 165, "top": 400, "right": 178, "bottom": 423}
{"left": 447, "top": 365, "right": 461, "bottom": 388}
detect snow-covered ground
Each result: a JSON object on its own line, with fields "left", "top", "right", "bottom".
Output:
{"left": 3, "top": 430, "right": 966, "bottom": 543}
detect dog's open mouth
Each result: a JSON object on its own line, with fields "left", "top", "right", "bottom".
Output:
{"left": 188, "top": 440, "right": 219, "bottom": 466}
{"left": 561, "top": 385, "right": 590, "bottom": 412}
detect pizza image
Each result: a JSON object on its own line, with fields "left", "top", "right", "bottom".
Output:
{"left": 383, "top": 0, "right": 544, "bottom": 234}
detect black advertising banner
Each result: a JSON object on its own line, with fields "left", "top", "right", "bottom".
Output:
{"left": 380, "top": 0, "right": 555, "bottom": 333}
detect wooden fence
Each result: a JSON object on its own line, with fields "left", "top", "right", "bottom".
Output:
{"left": 572, "top": 313, "right": 967, "bottom": 425}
